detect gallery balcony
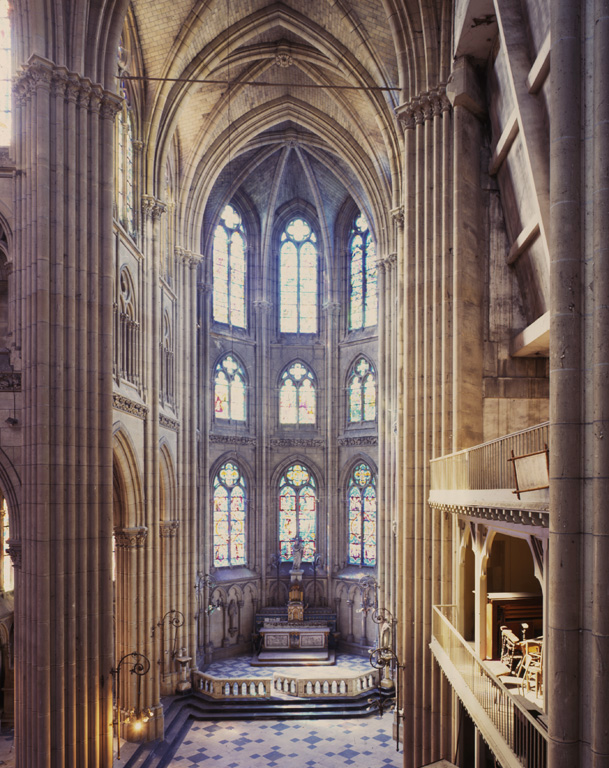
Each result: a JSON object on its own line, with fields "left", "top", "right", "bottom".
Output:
{"left": 431, "top": 605, "right": 547, "bottom": 768}
{"left": 429, "top": 422, "right": 549, "bottom": 528}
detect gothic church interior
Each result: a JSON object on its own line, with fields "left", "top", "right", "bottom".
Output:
{"left": 0, "top": 0, "right": 604, "bottom": 766}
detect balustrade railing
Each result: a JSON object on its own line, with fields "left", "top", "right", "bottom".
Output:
{"left": 192, "top": 672, "right": 272, "bottom": 699}
{"left": 432, "top": 605, "right": 546, "bottom": 768}
{"left": 430, "top": 423, "right": 549, "bottom": 492}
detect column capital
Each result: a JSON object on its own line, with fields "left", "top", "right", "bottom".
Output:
{"left": 6, "top": 539, "right": 20, "bottom": 570}
{"left": 253, "top": 298, "right": 273, "bottom": 315}
{"left": 141, "top": 195, "right": 167, "bottom": 221}
{"left": 391, "top": 206, "right": 404, "bottom": 230}
{"left": 114, "top": 526, "right": 148, "bottom": 549}
{"left": 159, "top": 520, "right": 180, "bottom": 538}
{"left": 395, "top": 83, "right": 451, "bottom": 130}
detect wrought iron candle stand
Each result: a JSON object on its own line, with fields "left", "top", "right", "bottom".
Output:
{"left": 111, "top": 651, "right": 153, "bottom": 760}
{"left": 151, "top": 609, "right": 185, "bottom": 678}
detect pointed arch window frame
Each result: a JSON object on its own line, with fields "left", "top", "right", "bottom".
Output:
{"left": 212, "top": 460, "right": 247, "bottom": 568}
{"left": 348, "top": 212, "right": 377, "bottom": 331}
{"left": 212, "top": 203, "right": 248, "bottom": 330}
{"left": 278, "top": 360, "right": 317, "bottom": 426}
{"left": 278, "top": 462, "right": 318, "bottom": 563}
{"left": 347, "top": 357, "right": 377, "bottom": 425}
{"left": 279, "top": 216, "right": 319, "bottom": 335}
{"left": 213, "top": 353, "right": 248, "bottom": 424}
{"left": 347, "top": 462, "right": 377, "bottom": 567}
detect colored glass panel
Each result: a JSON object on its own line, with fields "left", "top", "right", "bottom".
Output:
{"left": 348, "top": 358, "right": 376, "bottom": 423}
{"left": 347, "top": 463, "right": 376, "bottom": 566}
{"left": 213, "top": 462, "right": 247, "bottom": 567}
{"left": 280, "top": 217, "right": 318, "bottom": 333}
{"left": 213, "top": 204, "right": 247, "bottom": 328}
{"left": 214, "top": 355, "right": 246, "bottom": 421}
{"left": 279, "top": 464, "right": 317, "bottom": 562}
{"left": 349, "top": 213, "right": 377, "bottom": 329}
{"left": 279, "top": 362, "right": 316, "bottom": 425}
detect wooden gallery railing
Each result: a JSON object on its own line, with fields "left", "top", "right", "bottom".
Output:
{"left": 430, "top": 423, "right": 549, "bottom": 491}
{"left": 432, "top": 606, "right": 547, "bottom": 768}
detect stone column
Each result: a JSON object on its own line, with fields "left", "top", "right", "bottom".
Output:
{"left": 13, "top": 56, "right": 120, "bottom": 767}
{"left": 323, "top": 299, "right": 340, "bottom": 605}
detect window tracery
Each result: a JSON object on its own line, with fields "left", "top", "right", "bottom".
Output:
{"left": 279, "top": 361, "right": 316, "bottom": 425}
{"left": 348, "top": 357, "right": 376, "bottom": 423}
{"left": 117, "top": 267, "right": 139, "bottom": 384}
{"left": 347, "top": 462, "right": 376, "bottom": 567}
{"left": 213, "top": 461, "right": 247, "bottom": 567}
{"left": 213, "top": 204, "right": 247, "bottom": 328}
{"left": 214, "top": 354, "right": 246, "bottom": 422}
{"left": 279, "top": 217, "right": 318, "bottom": 334}
{"left": 161, "top": 310, "right": 174, "bottom": 406}
{"left": 279, "top": 463, "right": 317, "bottom": 562}
{"left": 349, "top": 212, "right": 377, "bottom": 330}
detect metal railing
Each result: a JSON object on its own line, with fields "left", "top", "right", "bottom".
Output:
{"left": 432, "top": 605, "right": 547, "bottom": 768}
{"left": 430, "top": 423, "right": 549, "bottom": 491}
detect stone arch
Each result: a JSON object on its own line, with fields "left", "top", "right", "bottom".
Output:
{"left": 112, "top": 423, "right": 144, "bottom": 529}
{"left": 159, "top": 439, "right": 177, "bottom": 524}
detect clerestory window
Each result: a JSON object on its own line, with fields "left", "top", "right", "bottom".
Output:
{"left": 348, "top": 357, "right": 376, "bottom": 423}
{"left": 279, "top": 361, "right": 316, "bottom": 425}
{"left": 214, "top": 354, "right": 246, "bottom": 422}
{"left": 349, "top": 212, "right": 377, "bottom": 330}
{"left": 213, "top": 204, "right": 247, "bottom": 328}
{"left": 279, "top": 217, "right": 318, "bottom": 334}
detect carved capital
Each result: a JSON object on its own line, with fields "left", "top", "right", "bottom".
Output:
{"left": 0, "top": 372, "right": 21, "bottom": 391}
{"left": 391, "top": 206, "right": 404, "bottom": 230}
{"left": 5, "top": 539, "right": 21, "bottom": 570}
{"left": 114, "top": 526, "right": 148, "bottom": 548}
{"left": 159, "top": 520, "right": 180, "bottom": 538}
{"left": 322, "top": 301, "right": 341, "bottom": 318}
{"left": 253, "top": 299, "right": 272, "bottom": 315}
{"left": 113, "top": 393, "right": 149, "bottom": 420}
{"left": 159, "top": 413, "right": 179, "bottom": 432}
{"left": 141, "top": 195, "right": 166, "bottom": 221}
{"left": 395, "top": 105, "right": 415, "bottom": 132}
{"left": 100, "top": 91, "right": 123, "bottom": 120}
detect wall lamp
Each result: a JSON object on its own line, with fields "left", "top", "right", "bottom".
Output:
{"left": 110, "top": 651, "right": 152, "bottom": 759}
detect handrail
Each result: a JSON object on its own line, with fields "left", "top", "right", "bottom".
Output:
{"left": 430, "top": 422, "right": 549, "bottom": 491}
{"left": 432, "top": 605, "right": 547, "bottom": 768}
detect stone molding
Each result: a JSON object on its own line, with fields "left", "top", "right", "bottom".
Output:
{"left": 113, "top": 393, "right": 149, "bottom": 420}
{"left": 159, "top": 414, "right": 180, "bottom": 432}
{"left": 6, "top": 539, "right": 21, "bottom": 570}
{"left": 395, "top": 84, "right": 451, "bottom": 131}
{"left": 159, "top": 520, "right": 180, "bottom": 538}
{"left": 0, "top": 372, "right": 21, "bottom": 391}
{"left": 114, "top": 526, "right": 148, "bottom": 548}
{"left": 270, "top": 438, "right": 325, "bottom": 448}
{"left": 322, "top": 301, "right": 341, "bottom": 317}
{"left": 209, "top": 434, "right": 257, "bottom": 447}
{"left": 275, "top": 53, "right": 293, "bottom": 68}
{"left": 337, "top": 436, "right": 378, "bottom": 447}
{"left": 429, "top": 501, "right": 548, "bottom": 528}
{"left": 253, "top": 299, "right": 273, "bottom": 314}
{"left": 391, "top": 206, "right": 404, "bottom": 230}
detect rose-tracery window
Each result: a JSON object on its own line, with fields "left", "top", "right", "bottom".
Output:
{"left": 349, "top": 212, "right": 377, "bottom": 330}
{"left": 279, "top": 463, "right": 317, "bottom": 562}
{"left": 347, "top": 462, "right": 376, "bottom": 566}
{"left": 348, "top": 357, "right": 376, "bottom": 423}
{"left": 213, "top": 461, "right": 246, "bottom": 567}
{"left": 279, "top": 217, "right": 318, "bottom": 334}
{"left": 213, "top": 204, "right": 247, "bottom": 328}
{"left": 279, "top": 361, "right": 316, "bottom": 425}
{"left": 214, "top": 354, "right": 246, "bottom": 422}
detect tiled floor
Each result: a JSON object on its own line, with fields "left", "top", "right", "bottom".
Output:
{"left": 169, "top": 716, "right": 402, "bottom": 767}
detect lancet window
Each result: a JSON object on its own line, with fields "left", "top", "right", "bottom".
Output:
{"left": 214, "top": 354, "right": 246, "bottom": 422}
{"left": 347, "top": 463, "right": 377, "bottom": 567}
{"left": 160, "top": 311, "right": 174, "bottom": 406}
{"left": 348, "top": 357, "right": 376, "bottom": 423}
{"left": 213, "top": 461, "right": 247, "bottom": 567}
{"left": 117, "top": 267, "right": 139, "bottom": 384}
{"left": 279, "top": 463, "right": 317, "bottom": 562}
{"left": 279, "top": 361, "right": 316, "bottom": 425}
{"left": 0, "top": 0, "right": 10, "bottom": 146}
{"left": 279, "top": 217, "right": 318, "bottom": 334}
{"left": 213, "top": 204, "right": 247, "bottom": 328}
{"left": 349, "top": 212, "right": 377, "bottom": 330}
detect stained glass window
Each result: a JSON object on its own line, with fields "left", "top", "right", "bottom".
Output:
{"left": 349, "top": 213, "right": 377, "bottom": 329}
{"left": 279, "top": 361, "right": 316, "bottom": 425}
{"left": 279, "top": 463, "right": 317, "bottom": 562}
{"left": 214, "top": 354, "right": 246, "bottom": 421}
{"left": 0, "top": 1, "right": 10, "bottom": 146}
{"left": 213, "top": 461, "right": 247, "bottom": 567}
{"left": 280, "top": 217, "right": 318, "bottom": 334}
{"left": 347, "top": 463, "right": 377, "bottom": 566}
{"left": 213, "top": 204, "right": 247, "bottom": 328}
{"left": 348, "top": 357, "right": 376, "bottom": 423}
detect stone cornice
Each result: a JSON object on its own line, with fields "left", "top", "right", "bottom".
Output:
{"left": 429, "top": 500, "right": 548, "bottom": 528}
{"left": 159, "top": 413, "right": 179, "bottom": 432}
{"left": 337, "top": 436, "right": 378, "bottom": 447}
{"left": 395, "top": 85, "right": 451, "bottom": 131}
{"left": 114, "top": 526, "right": 148, "bottom": 548}
{"left": 113, "top": 393, "right": 148, "bottom": 420}
{"left": 209, "top": 434, "right": 257, "bottom": 447}
{"left": 270, "top": 438, "right": 325, "bottom": 448}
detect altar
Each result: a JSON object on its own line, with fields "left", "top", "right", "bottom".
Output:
{"left": 253, "top": 621, "right": 333, "bottom": 665}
